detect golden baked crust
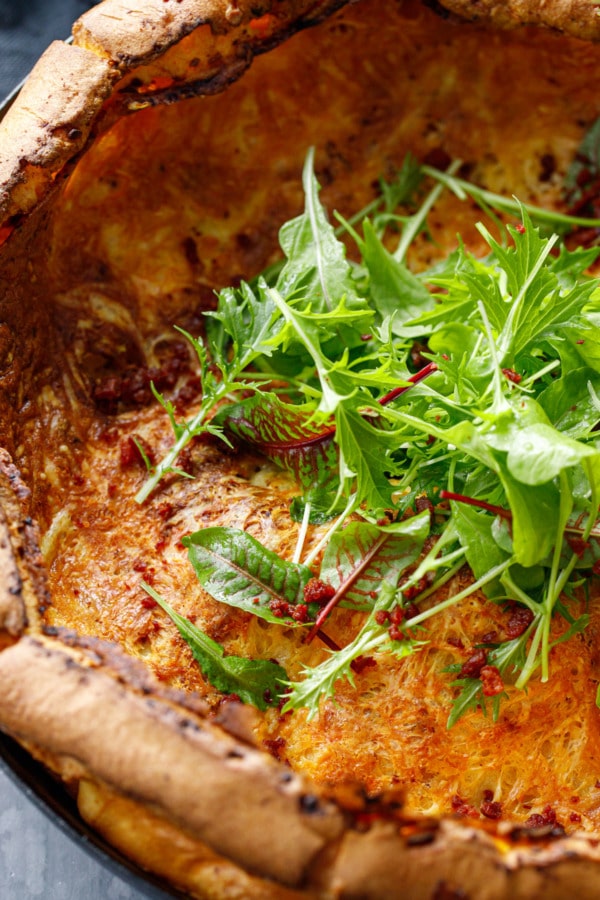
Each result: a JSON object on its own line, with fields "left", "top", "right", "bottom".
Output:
{"left": 3, "top": 1, "right": 600, "bottom": 897}
{"left": 436, "top": 0, "right": 600, "bottom": 40}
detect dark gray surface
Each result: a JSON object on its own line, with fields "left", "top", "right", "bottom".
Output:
{"left": 0, "top": 3, "right": 172, "bottom": 899}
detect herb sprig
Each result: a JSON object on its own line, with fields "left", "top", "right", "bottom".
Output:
{"left": 138, "top": 146, "right": 600, "bottom": 724}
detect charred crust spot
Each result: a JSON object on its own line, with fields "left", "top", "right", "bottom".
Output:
{"left": 299, "top": 793, "right": 321, "bottom": 815}
{"left": 226, "top": 748, "right": 246, "bottom": 759}
{"left": 406, "top": 830, "right": 436, "bottom": 847}
{"left": 421, "top": 0, "right": 452, "bottom": 20}
{"left": 432, "top": 882, "right": 469, "bottom": 900}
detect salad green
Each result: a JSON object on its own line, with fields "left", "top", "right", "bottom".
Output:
{"left": 140, "top": 147, "right": 600, "bottom": 725}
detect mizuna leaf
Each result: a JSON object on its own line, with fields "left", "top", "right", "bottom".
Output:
{"left": 361, "top": 219, "right": 434, "bottom": 333}
{"left": 277, "top": 148, "right": 365, "bottom": 319}
{"left": 214, "top": 393, "right": 339, "bottom": 494}
{"left": 334, "top": 404, "right": 399, "bottom": 510}
{"left": 142, "top": 583, "right": 287, "bottom": 709}
{"left": 183, "top": 527, "right": 313, "bottom": 625}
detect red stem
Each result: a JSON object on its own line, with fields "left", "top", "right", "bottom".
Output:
{"left": 314, "top": 629, "right": 341, "bottom": 651}
{"left": 439, "top": 490, "right": 512, "bottom": 520}
{"left": 257, "top": 363, "right": 440, "bottom": 453}
{"left": 378, "top": 362, "right": 438, "bottom": 406}
{"left": 300, "top": 364, "right": 440, "bottom": 642}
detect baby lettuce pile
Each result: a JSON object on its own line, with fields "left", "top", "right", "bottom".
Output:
{"left": 141, "top": 149, "right": 600, "bottom": 725}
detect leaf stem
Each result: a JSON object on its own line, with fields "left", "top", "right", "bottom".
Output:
{"left": 293, "top": 501, "right": 312, "bottom": 565}
{"left": 394, "top": 160, "right": 462, "bottom": 263}
{"left": 405, "top": 558, "right": 513, "bottom": 629}
{"left": 422, "top": 164, "right": 600, "bottom": 230}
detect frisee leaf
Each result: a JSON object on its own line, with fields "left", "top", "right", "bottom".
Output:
{"left": 283, "top": 580, "right": 422, "bottom": 719}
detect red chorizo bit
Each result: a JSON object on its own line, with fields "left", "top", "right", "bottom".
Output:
{"left": 459, "top": 648, "right": 487, "bottom": 679}
{"left": 481, "top": 631, "right": 498, "bottom": 644}
{"left": 303, "top": 578, "right": 336, "bottom": 605}
{"left": 479, "top": 791, "right": 502, "bottom": 819}
{"left": 269, "top": 599, "right": 291, "bottom": 618}
{"left": 140, "top": 596, "right": 158, "bottom": 609}
{"left": 119, "top": 435, "right": 154, "bottom": 469}
{"left": 566, "top": 535, "right": 590, "bottom": 558}
{"left": 389, "top": 606, "right": 404, "bottom": 626}
{"left": 350, "top": 655, "right": 377, "bottom": 674}
{"left": 375, "top": 610, "right": 390, "bottom": 626}
{"left": 515, "top": 223, "right": 526, "bottom": 235}
{"left": 269, "top": 598, "right": 311, "bottom": 621}
{"left": 263, "top": 737, "right": 286, "bottom": 760}
{"left": 570, "top": 812, "right": 582, "bottom": 824}
{"left": 403, "top": 574, "right": 432, "bottom": 602}
{"left": 505, "top": 605, "right": 534, "bottom": 639}
{"left": 525, "top": 805, "right": 556, "bottom": 829}
{"left": 450, "top": 794, "right": 479, "bottom": 818}
{"left": 291, "top": 604, "right": 309, "bottom": 623}
{"left": 502, "top": 368, "right": 522, "bottom": 384}
{"left": 447, "top": 636, "right": 464, "bottom": 650}
{"left": 107, "top": 482, "right": 118, "bottom": 499}
{"left": 93, "top": 376, "right": 121, "bottom": 404}
{"left": 389, "top": 624, "right": 403, "bottom": 642}
{"left": 155, "top": 538, "right": 167, "bottom": 553}
{"left": 404, "top": 602, "right": 419, "bottom": 621}
{"left": 480, "top": 665, "right": 504, "bottom": 697}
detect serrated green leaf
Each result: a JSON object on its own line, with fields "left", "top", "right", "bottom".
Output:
{"left": 362, "top": 219, "right": 434, "bottom": 332}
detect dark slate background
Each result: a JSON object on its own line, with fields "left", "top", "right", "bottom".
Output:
{"left": 0, "top": 3, "right": 172, "bottom": 898}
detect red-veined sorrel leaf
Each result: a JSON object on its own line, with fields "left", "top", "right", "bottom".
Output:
{"left": 306, "top": 510, "right": 430, "bottom": 641}
{"left": 215, "top": 393, "right": 339, "bottom": 493}
{"left": 183, "top": 526, "right": 313, "bottom": 625}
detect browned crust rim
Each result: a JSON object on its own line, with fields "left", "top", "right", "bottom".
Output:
{"left": 0, "top": 635, "right": 343, "bottom": 888}
{"left": 2, "top": 0, "right": 600, "bottom": 237}
{"left": 0, "top": 0, "right": 348, "bottom": 235}
{"left": 0, "top": 450, "right": 49, "bottom": 641}
{"left": 2, "top": 634, "right": 600, "bottom": 897}
{"left": 435, "top": 0, "right": 600, "bottom": 40}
